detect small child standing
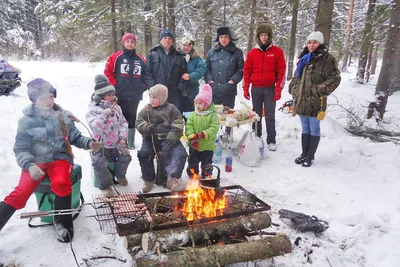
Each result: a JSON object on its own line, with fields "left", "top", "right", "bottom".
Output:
{"left": 86, "top": 75, "right": 132, "bottom": 194}
{"left": 185, "top": 84, "right": 220, "bottom": 177}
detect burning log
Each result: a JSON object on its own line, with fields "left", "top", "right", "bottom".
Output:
{"left": 136, "top": 234, "right": 292, "bottom": 267}
{"left": 139, "top": 212, "right": 271, "bottom": 254}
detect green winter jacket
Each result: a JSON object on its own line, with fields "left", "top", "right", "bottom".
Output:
{"left": 136, "top": 102, "right": 184, "bottom": 146}
{"left": 289, "top": 45, "right": 341, "bottom": 117}
{"left": 185, "top": 103, "right": 220, "bottom": 152}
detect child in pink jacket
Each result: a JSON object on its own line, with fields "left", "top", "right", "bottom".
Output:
{"left": 86, "top": 75, "right": 131, "bottom": 194}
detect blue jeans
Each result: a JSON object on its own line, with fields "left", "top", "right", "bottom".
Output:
{"left": 299, "top": 116, "right": 320, "bottom": 136}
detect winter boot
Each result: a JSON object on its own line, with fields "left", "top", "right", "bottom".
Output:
{"left": 116, "top": 176, "right": 128, "bottom": 186}
{"left": 302, "top": 136, "right": 320, "bottom": 167}
{"left": 142, "top": 181, "right": 154, "bottom": 193}
{"left": 53, "top": 194, "right": 74, "bottom": 243}
{"left": 166, "top": 177, "right": 184, "bottom": 192}
{"left": 295, "top": 134, "right": 310, "bottom": 164}
{"left": 127, "top": 128, "right": 136, "bottom": 150}
{"left": 0, "top": 201, "right": 16, "bottom": 231}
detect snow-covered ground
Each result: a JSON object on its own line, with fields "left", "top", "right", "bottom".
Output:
{"left": 0, "top": 61, "right": 399, "bottom": 267}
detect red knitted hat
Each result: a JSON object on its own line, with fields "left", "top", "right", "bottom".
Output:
{"left": 121, "top": 33, "right": 137, "bottom": 46}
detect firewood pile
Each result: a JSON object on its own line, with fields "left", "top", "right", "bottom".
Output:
{"left": 91, "top": 185, "right": 292, "bottom": 266}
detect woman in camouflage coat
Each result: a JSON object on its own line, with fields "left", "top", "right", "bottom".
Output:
{"left": 289, "top": 31, "right": 341, "bottom": 167}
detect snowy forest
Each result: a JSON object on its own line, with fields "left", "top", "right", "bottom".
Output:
{"left": 0, "top": 0, "right": 399, "bottom": 121}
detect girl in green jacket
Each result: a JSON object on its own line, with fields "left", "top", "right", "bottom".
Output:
{"left": 185, "top": 84, "right": 220, "bottom": 178}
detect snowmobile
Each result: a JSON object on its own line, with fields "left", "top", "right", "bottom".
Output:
{"left": 0, "top": 57, "right": 22, "bottom": 96}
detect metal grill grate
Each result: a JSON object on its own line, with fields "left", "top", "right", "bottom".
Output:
{"left": 91, "top": 185, "right": 270, "bottom": 236}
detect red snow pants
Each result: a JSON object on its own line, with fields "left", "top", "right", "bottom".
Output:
{"left": 4, "top": 160, "right": 72, "bottom": 210}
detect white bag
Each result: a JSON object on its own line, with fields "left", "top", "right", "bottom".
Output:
{"left": 238, "top": 131, "right": 263, "bottom": 167}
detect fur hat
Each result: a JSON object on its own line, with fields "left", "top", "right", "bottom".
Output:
{"left": 149, "top": 84, "right": 168, "bottom": 105}
{"left": 214, "top": 26, "right": 238, "bottom": 42}
{"left": 159, "top": 29, "right": 174, "bottom": 41}
{"left": 195, "top": 84, "right": 213, "bottom": 108}
{"left": 121, "top": 33, "right": 136, "bottom": 46}
{"left": 256, "top": 23, "right": 273, "bottom": 45}
{"left": 92, "top": 74, "right": 115, "bottom": 104}
{"left": 179, "top": 36, "right": 194, "bottom": 46}
{"left": 306, "top": 31, "right": 324, "bottom": 45}
{"left": 27, "top": 78, "right": 57, "bottom": 103}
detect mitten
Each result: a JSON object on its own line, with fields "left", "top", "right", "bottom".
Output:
{"left": 28, "top": 164, "right": 45, "bottom": 181}
{"left": 187, "top": 133, "right": 199, "bottom": 140}
{"left": 274, "top": 88, "right": 281, "bottom": 101}
{"left": 90, "top": 141, "right": 102, "bottom": 152}
{"left": 199, "top": 131, "right": 208, "bottom": 140}
{"left": 116, "top": 143, "right": 130, "bottom": 156}
{"left": 147, "top": 124, "right": 155, "bottom": 133}
{"left": 103, "top": 108, "right": 114, "bottom": 117}
{"left": 161, "top": 140, "right": 173, "bottom": 154}
{"left": 244, "top": 90, "right": 250, "bottom": 100}
{"left": 190, "top": 139, "right": 199, "bottom": 149}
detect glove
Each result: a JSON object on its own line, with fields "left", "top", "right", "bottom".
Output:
{"left": 190, "top": 139, "right": 199, "bottom": 149}
{"left": 187, "top": 133, "right": 199, "bottom": 140}
{"left": 147, "top": 124, "right": 156, "bottom": 133}
{"left": 103, "top": 108, "right": 115, "bottom": 117}
{"left": 28, "top": 164, "right": 45, "bottom": 181}
{"left": 89, "top": 141, "right": 102, "bottom": 152}
{"left": 199, "top": 131, "right": 208, "bottom": 140}
{"left": 116, "top": 143, "right": 130, "bottom": 156}
{"left": 274, "top": 89, "right": 281, "bottom": 101}
{"left": 161, "top": 140, "right": 173, "bottom": 154}
{"left": 244, "top": 90, "right": 250, "bottom": 100}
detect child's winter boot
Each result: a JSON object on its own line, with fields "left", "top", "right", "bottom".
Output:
{"left": 0, "top": 201, "right": 16, "bottom": 231}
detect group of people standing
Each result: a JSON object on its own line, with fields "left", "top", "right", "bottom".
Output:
{"left": 0, "top": 23, "right": 340, "bottom": 244}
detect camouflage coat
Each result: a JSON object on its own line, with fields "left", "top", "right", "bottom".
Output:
{"left": 289, "top": 45, "right": 341, "bottom": 117}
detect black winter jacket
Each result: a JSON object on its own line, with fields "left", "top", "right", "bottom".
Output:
{"left": 144, "top": 46, "right": 188, "bottom": 105}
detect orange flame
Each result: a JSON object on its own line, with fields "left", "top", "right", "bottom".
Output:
{"left": 179, "top": 170, "right": 227, "bottom": 221}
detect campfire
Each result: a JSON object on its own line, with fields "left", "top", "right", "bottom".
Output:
{"left": 179, "top": 171, "right": 227, "bottom": 221}
{"left": 88, "top": 178, "right": 292, "bottom": 266}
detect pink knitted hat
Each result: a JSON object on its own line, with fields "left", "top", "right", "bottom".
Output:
{"left": 195, "top": 84, "right": 213, "bottom": 108}
{"left": 121, "top": 33, "right": 137, "bottom": 46}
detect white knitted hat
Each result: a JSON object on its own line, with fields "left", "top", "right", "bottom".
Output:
{"left": 306, "top": 31, "right": 324, "bottom": 45}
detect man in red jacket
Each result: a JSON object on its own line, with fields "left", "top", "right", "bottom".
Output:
{"left": 243, "top": 24, "right": 286, "bottom": 151}
{"left": 104, "top": 33, "right": 147, "bottom": 149}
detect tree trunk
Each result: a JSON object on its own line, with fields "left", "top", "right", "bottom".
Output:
{"left": 368, "top": 1, "right": 400, "bottom": 120}
{"left": 356, "top": 0, "right": 376, "bottom": 83}
{"left": 370, "top": 42, "right": 379, "bottom": 75}
{"left": 162, "top": 0, "right": 167, "bottom": 29}
{"left": 341, "top": 0, "right": 355, "bottom": 71}
{"left": 144, "top": 0, "right": 152, "bottom": 53}
{"left": 315, "top": 0, "right": 334, "bottom": 46}
{"left": 365, "top": 30, "right": 375, "bottom": 83}
{"left": 140, "top": 212, "right": 271, "bottom": 254}
{"left": 136, "top": 235, "right": 292, "bottom": 267}
{"left": 167, "top": 0, "right": 176, "bottom": 35}
{"left": 246, "top": 0, "right": 257, "bottom": 54}
{"left": 111, "top": 0, "right": 118, "bottom": 53}
{"left": 286, "top": 0, "right": 299, "bottom": 81}
{"left": 203, "top": 0, "right": 213, "bottom": 58}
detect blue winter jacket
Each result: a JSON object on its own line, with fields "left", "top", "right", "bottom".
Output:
{"left": 13, "top": 104, "right": 92, "bottom": 170}
{"left": 178, "top": 48, "right": 206, "bottom": 101}
{"left": 204, "top": 42, "right": 244, "bottom": 97}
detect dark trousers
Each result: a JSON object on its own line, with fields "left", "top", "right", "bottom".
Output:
{"left": 91, "top": 148, "right": 132, "bottom": 190}
{"left": 186, "top": 149, "right": 213, "bottom": 177}
{"left": 213, "top": 92, "right": 236, "bottom": 135}
{"left": 177, "top": 95, "right": 194, "bottom": 113}
{"left": 251, "top": 87, "right": 276, "bottom": 144}
{"left": 137, "top": 138, "right": 187, "bottom": 182}
{"left": 118, "top": 97, "right": 141, "bottom": 129}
